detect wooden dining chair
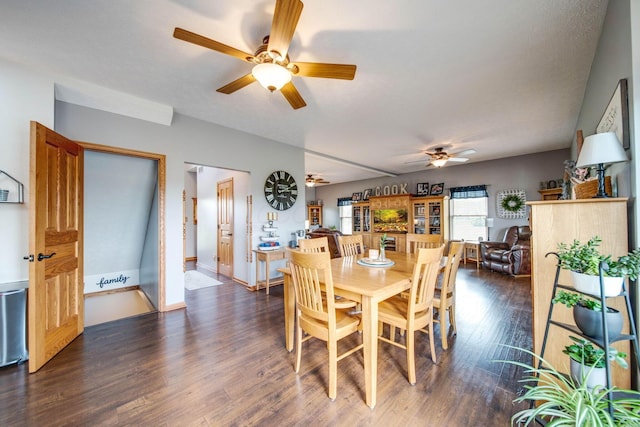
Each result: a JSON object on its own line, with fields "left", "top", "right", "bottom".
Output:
{"left": 377, "top": 246, "right": 444, "bottom": 384}
{"left": 433, "top": 240, "right": 464, "bottom": 350}
{"left": 405, "top": 233, "right": 442, "bottom": 253}
{"left": 288, "top": 250, "right": 364, "bottom": 400}
{"left": 337, "top": 234, "right": 364, "bottom": 257}
{"left": 298, "top": 237, "right": 357, "bottom": 309}
{"left": 298, "top": 236, "right": 330, "bottom": 254}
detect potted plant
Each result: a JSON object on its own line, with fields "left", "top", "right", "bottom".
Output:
{"left": 556, "top": 236, "right": 640, "bottom": 296}
{"left": 553, "top": 290, "right": 623, "bottom": 340}
{"left": 563, "top": 336, "right": 627, "bottom": 390}
{"left": 495, "top": 346, "right": 640, "bottom": 426}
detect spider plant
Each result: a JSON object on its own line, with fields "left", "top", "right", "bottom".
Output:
{"left": 494, "top": 345, "right": 640, "bottom": 426}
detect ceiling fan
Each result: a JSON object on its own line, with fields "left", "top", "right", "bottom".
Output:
{"left": 305, "top": 174, "right": 330, "bottom": 187}
{"left": 173, "top": 0, "right": 357, "bottom": 110}
{"left": 406, "top": 147, "right": 477, "bottom": 168}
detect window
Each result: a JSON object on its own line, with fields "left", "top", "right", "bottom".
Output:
{"left": 339, "top": 205, "right": 353, "bottom": 235}
{"left": 449, "top": 185, "right": 488, "bottom": 241}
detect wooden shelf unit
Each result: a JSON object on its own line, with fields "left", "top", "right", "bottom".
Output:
{"left": 307, "top": 205, "right": 322, "bottom": 227}
{"left": 528, "top": 198, "right": 631, "bottom": 388}
{"left": 538, "top": 188, "right": 562, "bottom": 200}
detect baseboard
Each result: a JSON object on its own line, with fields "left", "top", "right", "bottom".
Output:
{"left": 85, "top": 285, "right": 140, "bottom": 298}
{"left": 163, "top": 302, "right": 187, "bottom": 311}
{"left": 196, "top": 262, "right": 216, "bottom": 274}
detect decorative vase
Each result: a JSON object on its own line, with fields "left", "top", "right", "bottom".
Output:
{"left": 377, "top": 246, "right": 386, "bottom": 261}
{"left": 573, "top": 303, "right": 623, "bottom": 341}
{"left": 571, "top": 271, "right": 624, "bottom": 297}
{"left": 569, "top": 358, "right": 607, "bottom": 390}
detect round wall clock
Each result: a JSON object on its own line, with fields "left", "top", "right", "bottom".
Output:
{"left": 264, "top": 170, "right": 298, "bottom": 211}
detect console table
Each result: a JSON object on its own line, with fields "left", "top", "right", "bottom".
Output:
{"left": 253, "top": 248, "right": 287, "bottom": 295}
{"left": 463, "top": 241, "right": 481, "bottom": 269}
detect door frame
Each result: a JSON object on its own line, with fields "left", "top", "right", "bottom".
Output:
{"left": 77, "top": 141, "right": 167, "bottom": 311}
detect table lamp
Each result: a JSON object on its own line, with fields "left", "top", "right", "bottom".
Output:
{"left": 575, "top": 132, "right": 628, "bottom": 198}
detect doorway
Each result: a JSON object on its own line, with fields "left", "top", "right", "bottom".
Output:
{"left": 183, "top": 164, "right": 249, "bottom": 286}
{"left": 80, "top": 143, "right": 165, "bottom": 324}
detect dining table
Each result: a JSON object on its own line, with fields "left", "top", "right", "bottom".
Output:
{"left": 279, "top": 250, "right": 418, "bottom": 409}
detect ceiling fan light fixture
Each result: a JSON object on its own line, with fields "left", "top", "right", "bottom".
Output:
{"left": 431, "top": 158, "right": 448, "bottom": 168}
{"left": 252, "top": 63, "right": 291, "bottom": 92}
{"left": 305, "top": 180, "right": 315, "bottom": 187}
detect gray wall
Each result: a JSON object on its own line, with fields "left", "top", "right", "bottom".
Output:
{"left": 316, "top": 149, "right": 569, "bottom": 241}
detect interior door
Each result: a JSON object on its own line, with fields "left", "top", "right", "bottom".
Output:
{"left": 217, "top": 178, "right": 233, "bottom": 277}
{"left": 28, "top": 121, "right": 84, "bottom": 373}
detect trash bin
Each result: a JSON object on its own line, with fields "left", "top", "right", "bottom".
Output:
{"left": 0, "top": 281, "right": 29, "bottom": 367}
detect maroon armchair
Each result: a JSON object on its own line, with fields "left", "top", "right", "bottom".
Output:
{"left": 307, "top": 228, "right": 343, "bottom": 258}
{"left": 480, "top": 225, "right": 531, "bottom": 276}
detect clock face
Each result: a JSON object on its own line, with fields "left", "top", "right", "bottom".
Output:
{"left": 264, "top": 170, "right": 298, "bottom": 211}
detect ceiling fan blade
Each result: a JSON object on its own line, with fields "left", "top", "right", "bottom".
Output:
{"left": 291, "top": 62, "right": 357, "bottom": 80}
{"left": 281, "top": 81, "right": 306, "bottom": 109}
{"left": 451, "top": 149, "right": 476, "bottom": 157}
{"left": 174, "top": 28, "right": 254, "bottom": 62}
{"left": 404, "top": 158, "right": 429, "bottom": 164}
{"left": 448, "top": 157, "right": 469, "bottom": 163}
{"left": 268, "top": 0, "right": 303, "bottom": 60}
{"left": 216, "top": 73, "right": 257, "bottom": 94}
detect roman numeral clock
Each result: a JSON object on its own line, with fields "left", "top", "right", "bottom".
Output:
{"left": 264, "top": 170, "right": 298, "bottom": 211}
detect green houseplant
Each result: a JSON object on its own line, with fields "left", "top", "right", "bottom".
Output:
{"left": 552, "top": 290, "right": 623, "bottom": 340}
{"left": 563, "top": 336, "right": 627, "bottom": 391}
{"left": 494, "top": 346, "right": 640, "bottom": 426}
{"left": 556, "top": 236, "right": 640, "bottom": 296}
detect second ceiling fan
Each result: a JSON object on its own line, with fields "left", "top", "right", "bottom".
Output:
{"left": 173, "top": 0, "right": 357, "bottom": 109}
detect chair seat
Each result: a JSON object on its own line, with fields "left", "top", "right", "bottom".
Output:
{"left": 379, "top": 296, "right": 430, "bottom": 328}
{"left": 300, "top": 308, "right": 361, "bottom": 341}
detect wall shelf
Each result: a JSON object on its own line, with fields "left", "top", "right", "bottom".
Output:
{"left": 0, "top": 170, "right": 24, "bottom": 204}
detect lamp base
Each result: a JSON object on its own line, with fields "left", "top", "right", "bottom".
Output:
{"left": 592, "top": 163, "right": 609, "bottom": 198}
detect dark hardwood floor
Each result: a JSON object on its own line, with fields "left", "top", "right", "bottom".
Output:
{"left": 0, "top": 263, "right": 532, "bottom": 426}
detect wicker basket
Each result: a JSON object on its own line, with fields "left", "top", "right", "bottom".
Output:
{"left": 574, "top": 176, "right": 612, "bottom": 199}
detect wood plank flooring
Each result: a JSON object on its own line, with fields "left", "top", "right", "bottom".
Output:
{"left": 0, "top": 264, "right": 532, "bottom": 426}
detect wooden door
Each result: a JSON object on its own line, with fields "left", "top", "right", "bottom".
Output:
{"left": 28, "top": 122, "right": 84, "bottom": 373}
{"left": 217, "top": 178, "right": 233, "bottom": 277}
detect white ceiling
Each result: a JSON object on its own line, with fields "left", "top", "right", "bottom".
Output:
{"left": 0, "top": 0, "right": 608, "bottom": 184}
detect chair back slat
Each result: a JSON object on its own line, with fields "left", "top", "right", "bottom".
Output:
{"left": 440, "top": 241, "right": 464, "bottom": 297}
{"left": 406, "top": 234, "right": 442, "bottom": 253}
{"left": 289, "top": 250, "right": 334, "bottom": 324}
{"left": 407, "top": 245, "right": 445, "bottom": 315}
{"left": 337, "top": 234, "right": 364, "bottom": 257}
{"left": 298, "top": 237, "right": 330, "bottom": 254}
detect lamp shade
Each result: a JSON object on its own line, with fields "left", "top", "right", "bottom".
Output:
{"left": 252, "top": 63, "right": 291, "bottom": 92}
{"left": 431, "top": 158, "right": 447, "bottom": 168}
{"left": 576, "top": 132, "right": 628, "bottom": 168}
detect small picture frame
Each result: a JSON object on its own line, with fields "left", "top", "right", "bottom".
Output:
{"left": 363, "top": 188, "right": 372, "bottom": 200}
{"left": 430, "top": 183, "right": 444, "bottom": 196}
{"left": 352, "top": 192, "right": 362, "bottom": 202}
{"left": 416, "top": 183, "right": 429, "bottom": 196}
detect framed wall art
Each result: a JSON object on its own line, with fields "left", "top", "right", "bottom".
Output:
{"left": 596, "top": 78, "right": 630, "bottom": 149}
{"left": 497, "top": 189, "right": 526, "bottom": 219}
{"left": 429, "top": 183, "right": 444, "bottom": 196}
{"left": 363, "top": 188, "right": 372, "bottom": 200}
{"left": 416, "top": 183, "right": 429, "bottom": 196}
{"left": 352, "top": 192, "right": 362, "bottom": 202}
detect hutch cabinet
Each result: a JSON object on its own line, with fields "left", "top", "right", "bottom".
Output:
{"left": 352, "top": 201, "right": 371, "bottom": 249}
{"left": 528, "top": 198, "right": 631, "bottom": 388}
{"left": 353, "top": 194, "right": 450, "bottom": 252}
{"left": 307, "top": 205, "right": 322, "bottom": 227}
{"left": 411, "top": 196, "right": 448, "bottom": 238}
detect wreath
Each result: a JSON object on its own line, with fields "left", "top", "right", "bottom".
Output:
{"left": 501, "top": 194, "right": 524, "bottom": 212}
